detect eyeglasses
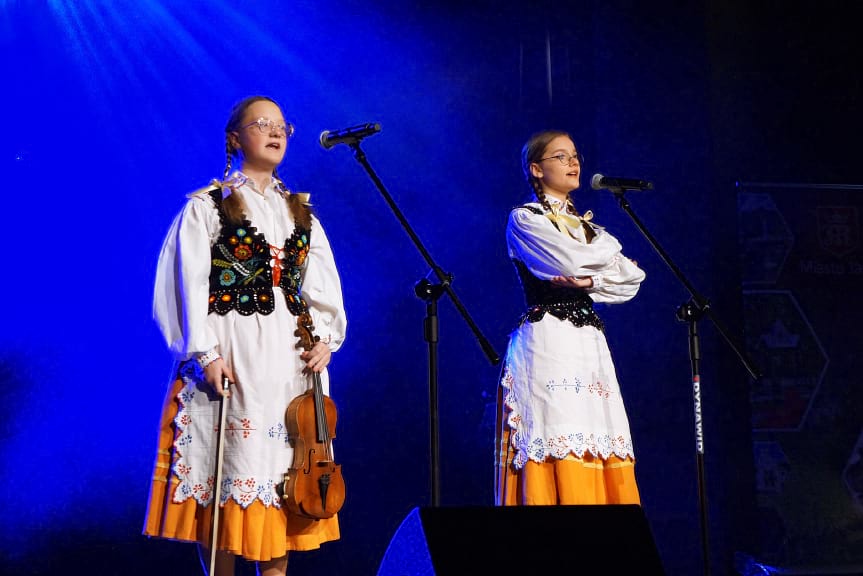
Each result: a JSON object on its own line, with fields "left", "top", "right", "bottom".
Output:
{"left": 540, "top": 152, "right": 584, "bottom": 166}
{"left": 241, "top": 117, "right": 295, "bottom": 138}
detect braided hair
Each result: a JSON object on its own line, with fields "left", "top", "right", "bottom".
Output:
{"left": 221, "top": 95, "right": 312, "bottom": 228}
{"left": 521, "top": 130, "right": 573, "bottom": 212}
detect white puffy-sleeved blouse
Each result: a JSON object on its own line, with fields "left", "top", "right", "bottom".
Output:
{"left": 501, "top": 198, "right": 645, "bottom": 468}
{"left": 153, "top": 174, "right": 347, "bottom": 509}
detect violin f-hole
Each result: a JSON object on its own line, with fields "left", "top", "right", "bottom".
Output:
{"left": 303, "top": 448, "right": 316, "bottom": 474}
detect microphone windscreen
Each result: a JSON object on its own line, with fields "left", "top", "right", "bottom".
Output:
{"left": 590, "top": 174, "right": 604, "bottom": 190}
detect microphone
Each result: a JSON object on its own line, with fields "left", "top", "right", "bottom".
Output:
{"left": 319, "top": 122, "right": 382, "bottom": 150}
{"left": 590, "top": 173, "right": 653, "bottom": 191}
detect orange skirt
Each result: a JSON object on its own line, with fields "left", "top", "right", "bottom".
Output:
{"left": 494, "top": 387, "right": 641, "bottom": 506}
{"left": 142, "top": 376, "right": 339, "bottom": 561}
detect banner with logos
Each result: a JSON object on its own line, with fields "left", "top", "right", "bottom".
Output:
{"left": 737, "top": 183, "right": 863, "bottom": 569}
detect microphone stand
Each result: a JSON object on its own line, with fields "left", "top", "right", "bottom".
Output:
{"left": 341, "top": 139, "right": 500, "bottom": 507}
{"left": 608, "top": 187, "right": 761, "bottom": 576}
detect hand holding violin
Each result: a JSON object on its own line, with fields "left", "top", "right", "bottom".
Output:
{"left": 300, "top": 341, "right": 331, "bottom": 374}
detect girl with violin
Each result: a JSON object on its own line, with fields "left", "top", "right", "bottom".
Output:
{"left": 495, "top": 129, "right": 645, "bottom": 507}
{"left": 144, "top": 95, "right": 347, "bottom": 576}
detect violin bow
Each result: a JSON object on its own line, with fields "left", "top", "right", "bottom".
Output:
{"left": 209, "top": 375, "right": 231, "bottom": 575}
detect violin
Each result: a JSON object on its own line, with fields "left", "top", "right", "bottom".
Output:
{"left": 282, "top": 311, "right": 345, "bottom": 519}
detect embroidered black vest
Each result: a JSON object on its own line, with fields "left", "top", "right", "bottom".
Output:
{"left": 206, "top": 188, "right": 311, "bottom": 317}
{"left": 512, "top": 205, "right": 604, "bottom": 332}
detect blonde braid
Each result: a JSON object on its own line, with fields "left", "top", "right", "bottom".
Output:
{"left": 565, "top": 192, "right": 578, "bottom": 215}
{"left": 530, "top": 178, "right": 552, "bottom": 213}
{"left": 223, "top": 138, "right": 233, "bottom": 181}
{"left": 272, "top": 167, "right": 313, "bottom": 230}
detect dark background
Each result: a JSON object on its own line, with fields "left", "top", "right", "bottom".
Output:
{"left": 1, "top": 1, "right": 861, "bottom": 575}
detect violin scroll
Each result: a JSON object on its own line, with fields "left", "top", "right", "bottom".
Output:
{"left": 294, "top": 311, "right": 320, "bottom": 353}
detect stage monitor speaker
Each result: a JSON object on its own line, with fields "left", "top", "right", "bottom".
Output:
{"left": 377, "top": 504, "right": 665, "bottom": 575}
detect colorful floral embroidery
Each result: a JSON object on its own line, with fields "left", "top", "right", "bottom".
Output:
{"left": 546, "top": 377, "right": 583, "bottom": 392}
{"left": 234, "top": 244, "right": 252, "bottom": 260}
{"left": 206, "top": 188, "right": 311, "bottom": 318}
{"left": 170, "top": 361, "right": 286, "bottom": 510}
{"left": 268, "top": 422, "right": 290, "bottom": 443}
{"left": 279, "top": 228, "right": 311, "bottom": 316}
{"left": 499, "top": 365, "right": 633, "bottom": 468}
{"left": 226, "top": 418, "right": 255, "bottom": 439}
{"left": 220, "top": 269, "right": 236, "bottom": 286}
{"left": 589, "top": 378, "right": 611, "bottom": 398}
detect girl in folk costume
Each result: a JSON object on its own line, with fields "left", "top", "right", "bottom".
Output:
{"left": 144, "top": 95, "right": 347, "bottom": 576}
{"left": 495, "top": 129, "right": 645, "bottom": 506}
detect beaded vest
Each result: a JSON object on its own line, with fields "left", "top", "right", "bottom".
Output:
{"left": 206, "top": 187, "right": 311, "bottom": 317}
{"left": 512, "top": 205, "right": 604, "bottom": 332}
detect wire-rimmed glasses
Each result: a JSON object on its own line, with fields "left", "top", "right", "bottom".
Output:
{"left": 540, "top": 152, "right": 584, "bottom": 166}
{"left": 241, "top": 118, "right": 295, "bottom": 138}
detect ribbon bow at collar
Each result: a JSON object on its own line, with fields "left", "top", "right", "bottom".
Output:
{"left": 188, "top": 173, "right": 249, "bottom": 199}
{"left": 274, "top": 180, "right": 312, "bottom": 205}
{"left": 546, "top": 201, "right": 594, "bottom": 238}
{"left": 189, "top": 174, "right": 312, "bottom": 205}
